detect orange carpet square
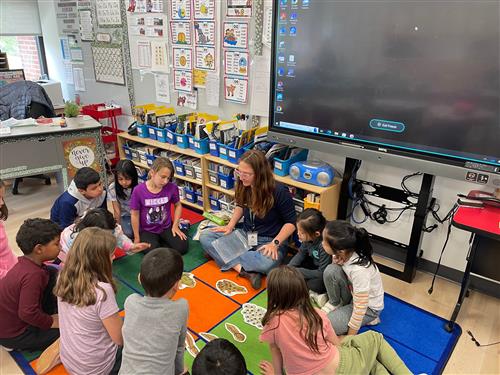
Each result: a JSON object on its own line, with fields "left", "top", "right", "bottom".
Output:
{"left": 30, "top": 359, "right": 68, "bottom": 375}
{"left": 173, "top": 277, "right": 240, "bottom": 333}
{"left": 192, "top": 260, "right": 266, "bottom": 304}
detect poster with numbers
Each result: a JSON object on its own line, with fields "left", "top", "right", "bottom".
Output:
{"left": 96, "top": 0, "right": 122, "bottom": 26}
{"left": 195, "top": 46, "right": 216, "bottom": 71}
{"left": 170, "top": 21, "right": 192, "bottom": 45}
{"left": 91, "top": 44, "right": 125, "bottom": 85}
{"left": 224, "top": 50, "right": 249, "bottom": 77}
{"left": 173, "top": 47, "right": 193, "bottom": 70}
{"left": 223, "top": 22, "right": 249, "bottom": 49}
{"left": 174, "top": 69, "right": 193, "bottom": 92}
{"left": 193, "top": 21, "right": 215, "bottom": 46}
{"left": 193, "top": 0, "right": 215, "bottom": 20}
{"left": 224, "top": 76, "right": 248, "bottom": 103}
{"left": 171, "top": 0, "right": 192, "bottom": 20}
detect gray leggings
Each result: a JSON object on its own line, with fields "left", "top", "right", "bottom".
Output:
{"left": 323, "top": 263, "right": 380, "bottom": 335}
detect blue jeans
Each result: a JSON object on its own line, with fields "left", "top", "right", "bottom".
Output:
{"left": 120, "top": 215, "right": 133, "bottom": 239}
{"left": 199, "top": 229, "right": 286, "bottom": 274}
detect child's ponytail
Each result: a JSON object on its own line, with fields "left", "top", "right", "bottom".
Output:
{"left": 353, "top": 227, "right": 375, "bottom": 268}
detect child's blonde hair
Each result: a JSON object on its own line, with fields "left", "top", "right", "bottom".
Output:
{"left": 148, "top": 157, "right": 174, "bottom": 180}
{"left": 54, "top": 227, "right": 117, "bottom": 307}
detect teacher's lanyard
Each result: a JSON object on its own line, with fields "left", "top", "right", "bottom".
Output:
{"left": 249, "top": 209, "right": 256, "bottom": 231}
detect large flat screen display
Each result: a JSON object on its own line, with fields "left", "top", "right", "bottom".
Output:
{"left": 269, "top": 0, "right": 500, "bottom": 177}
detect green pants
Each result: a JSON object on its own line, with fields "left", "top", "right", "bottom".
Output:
{"left": 337, "top": 331, "right": 413, "bottom": 375}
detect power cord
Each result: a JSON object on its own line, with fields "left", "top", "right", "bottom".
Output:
{"left": 467, "top": 330, "right": 500, "bottom": 347}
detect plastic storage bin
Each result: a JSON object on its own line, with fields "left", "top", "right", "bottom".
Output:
{"left": 218, "top": 172, "right": 235, "bottom": 190}
{"left": 173, "top": 160, "right": 186, "bottom": 176}
{"left": 209, "top": 141, "right": 220, "bottom": 157}
{"left": 137, "top": 124, "right": 149, "bottom": 138}
{"left": 184, "top": 188, "right": 197, "bottom": 203}
{"left": 192, "top": 138, "right": 210, "bottom": 155}
{"left": 155, "top": 127, "right": 168, "bottom": 143}
{"left": 273, "top": 149, "right": 309, "bottom": 177}
{"left": 123, "top": 145, "right": 132, "bottom": 160}
{"left": 209, "top": 195, "right": 221, "bottom": 211}
{"left": 193, "top": 165, "right": 202, "bottom": 181}
{"left": 166, "top": 129, "right": 177, "bottom": 144}
{"left": 184, "top": 165, "right": 195, "bottom": 179}
{"left": 208, "top": 170, "right": 219, "bottom": 185}
{"left": 197, "top": 193, "right": 204, "bottom": 207}
{"left": 176, "top": 133, "right": 189, "bottom": 149}
{"left": 147, "top": 126, "right": 158, "bottom": 141}
{"left": 146, "top": 153, "right": 156, "bottom": 167}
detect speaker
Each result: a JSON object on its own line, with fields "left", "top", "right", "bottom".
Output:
{"left": 289, "top": 160, "right": 335, "bottom": 187}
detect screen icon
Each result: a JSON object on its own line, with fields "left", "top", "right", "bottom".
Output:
{"left": 280, "top": 0, "right": 287, "bottom": 5}
{"left": 280, "top": 12, "right": 287, "bottom": 20}
{"left": 278, "top": 67, "right": 285, "bottom": 76}
{"left": 289, "top": 55, "right": 295, "bottom": 63}
{"left": 291, "top": 0, "right": 298, "bottom": 5}
{"left": 290, "top": 12, "right": 297, "bottom": 20}
{"left": 276, "top": 105, "right": 283, "bottom": 112}
{"left": 278, "top": 53, "right": 285, "bottom": 63}
{"left": 302, "top": 0, "right": 310, "bottom": 6}
{"left": 277, "top": 93, "right": 284, "bottom": 101}
{"left": 290, "top": 26, "right": 297, "bottom": 35}
{"left": 279, "top": 27, "right": 287, "bottom": 35}
{"left": 277, "top": 81, "right": 284, "bottom": 89}
{"left": 287, "top": 68, "right": 295, "bottom": 76}
{"left": 279, "top": 41, "right": 285, "bottom": 48}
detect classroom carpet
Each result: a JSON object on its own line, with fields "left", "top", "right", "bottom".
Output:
{"left": 10, "top": 210, "right": 461, "bottom": 375}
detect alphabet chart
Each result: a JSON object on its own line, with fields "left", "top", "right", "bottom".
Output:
{"left": 173, "top": 47, "right": 193, "bottom": 70}
{"left": 193, "top": 0, "right": 215, "bottom": 20}
{"left": 222, "top": 22, "right": 249, "bottom": 49}
{"left": 224, "top": 50, "right": 249, "bottom": 77}
{"left": 193, "top": 21, "right": 215, "bottom": 46}
{"left": 195, "top": 46, "right": 216, "bottom": 71}
{"left": 174, "top": 69, "right": 193, "bottom": 92}
{"left": 224, "top": 76, "right": 248, "bottom": 103}
{"left": 170, "top": 21, "right": 192, "bottom": 45}
{"left": 171, "top": 0, "right": 192, "bottom": 20}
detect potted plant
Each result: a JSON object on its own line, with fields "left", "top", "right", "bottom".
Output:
{"left": 64, "top": 101, "right": 80, "bottom": 117}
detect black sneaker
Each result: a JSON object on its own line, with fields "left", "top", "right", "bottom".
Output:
{"left": 239, "top": 270, "right": 262, "bottom": 290}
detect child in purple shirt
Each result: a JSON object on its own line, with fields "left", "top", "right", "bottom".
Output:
{"left": 130, "top": 157, "right": 188, "bottom": 254}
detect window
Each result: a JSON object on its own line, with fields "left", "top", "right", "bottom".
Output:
{"left": 0, "top": 36, "right": 48, "bottom": 81}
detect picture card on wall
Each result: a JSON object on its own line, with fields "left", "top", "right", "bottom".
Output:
{"left": 177, "top": 91, "right": 197, "bottom": 109}
{"left": 223, "top": 22, "right": 249, "bottom": 49}
{"left": 224, "top": 76, "right": 248, "bottom": 103}
{"left": 171, "top": 0, "right": 192, "bottom": 20}
{"left": 224, "top": 50, "right": 249, "bottom": 76}
{"left": 193, "top": 0, "right": 215, "bottom": 20}
{"left": 174, "top": 69, "right": 193, "bottom": 92}
{"left": 151, "top": 41, "right": 169, "bottom": 72}
{"left": 193, "top": 21, "right": 215, "bottom": 46}
{"left": 195, "top": 46, "right": 216, "bottom": 71}
{"left": 226, "top": 0, "right": 252, "bottom": 18}
{"left": 173, "top": 47, "right": 193, "bottom": 70}
{"left": 170, "top": 21, "right": 192, "bottom": 45}
{"left": 155, "top": 74, "right": 171, "bottom": 103}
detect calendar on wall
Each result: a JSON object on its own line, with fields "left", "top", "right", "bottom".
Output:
{"left": 91, "top": 44, "right": 126, "bottom": 85}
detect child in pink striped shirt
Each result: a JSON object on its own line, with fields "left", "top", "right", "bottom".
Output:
{"left": 321, "top": 221, "right": 384, "bottom": 336}
{"left": 0, "top": 180, "right": 17, "bottom": 279}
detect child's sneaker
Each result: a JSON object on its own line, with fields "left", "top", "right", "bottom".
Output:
{"left": 367, "top": 317, "right": 381, "bottom": 326}
{"left": 309, "top": 291, "right": 328, "bottom": 308}
{"left": 0, "top": 345, "right": 13, "bottom": 352}
{"left": 321, "top": 302, "right": 340, "bottom": 314}
{"left": 36, "top": 338, "right": 61, "bottom": 375}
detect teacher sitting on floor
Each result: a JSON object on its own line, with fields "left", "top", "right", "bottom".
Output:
{"left": 199, "top": 150, "right": 297, "bottom": 290}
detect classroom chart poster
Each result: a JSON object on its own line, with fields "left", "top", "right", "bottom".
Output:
{"left": 195, "top": 46, "right": 217, "bottom": 71}
{"left": 91, "top": 44, "right": 126, "bottom": 85}
{"left": 193, "top": 0, "right": 215, "bottom": 20}
{"left": 193, "top": 21, "right": 216, "bottom": 46}
{"left": 224, "top": 76, "right": 248, "bottom": 103}
{"left": 224, "top": 50, "right": 249, "bottom": 77}
{"left": 173, "top": 47, "right": 193, "bottom": 70}
{"left": 128, "top": 0, "right": 163, "bottom": 13}
{"left": 177, "top": 91, "right": 197, "bottom": 109}
{"left": 96, "top": 0, "right": 122, "bottom": 26}
{"left": 151, "top": 41, "right": 169, "bottom": 72}
{"left": 79, "top": 9, "right": 94, "bottom": 41}
{"left": 262, "top": 5, "right": 273, "bottom": 47}
{"left": 226, "top": 0, "right": 252, "bottom": 18}
{"left": 170, "top": 21, "right": 192, "bottom": 45}
{"left": 137, "top": 40, "right": 152, "bottom": 68}
{"left": 155, "top": 74, "right": 171, "bottom": 103}
{"left": 174, "top": 69, "right": 193, "bottom": 92}
{"left": 223, "top": 22, "right": 249, "bottom": 49}
{"left": 129, "top": 15, "right": 166, "bottom": 37}
{"left": 171, "top": 0, "right": 192, "bottom": 20}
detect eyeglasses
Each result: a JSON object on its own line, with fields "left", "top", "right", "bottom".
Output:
{"left": 235, "top": 169, "right": 254, "bottom": 179}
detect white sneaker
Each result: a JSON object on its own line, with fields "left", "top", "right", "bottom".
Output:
{"left": 315, "top": 293, "right": 329, "bottom": 308}
{"left": 0, "top": 345, "right": 13, "bottom": 352}
{"left": 367, "top": 317, "right": 381, "bottom": 326}
{"left": 321, "top": 302, "right": 340, "bottom": 314}
{"left": 309, "top": 290, "right": 319, "bottom": 306}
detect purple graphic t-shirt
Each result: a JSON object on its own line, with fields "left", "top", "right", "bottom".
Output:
{"left": 129, "top": 182, "right": 179, "bottom": 234}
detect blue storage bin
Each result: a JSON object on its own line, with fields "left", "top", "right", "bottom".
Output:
{"left": 209, "top": 195, "right": 221, "bottom": 211}
{"left": 146, "top": 153, "right": 157, "bottom": 167}
{"left": 273, "top": 149, "right": 309, "bottom": 176}
{"left": 192, "top": 138, "right": 210, "bottom": 155}
{"left": 219, "top": 142, "right": 253, "bottom": 164}
{"left": 218, "top": 144, "right": 229, "bottom": 160}
{"left": 147, "top": 125, "right": 158, "bottom": 141}
{"left": 197, "top": 193, "right": 204, "bottom": 207}
{"left": 137, "top": 124, "right": 149, "bottom": 138}
{"left": 184, "top": 188, "right": 197, "bottom": 203}
{"left": 123, "top": 146, "right": 132, "bottom": 160}
{"left": 166, "top": 129, "right": 177, "bottom": 144}
{"left": 218, "top": 172, "right": 235, "bottom": 190}
{"left": 187, "top": 135, "right": 195, "bottom": 149}
{"left": 208, "top": 170, "right": 219, "bottom": 185}
{"left": 209, "top": 141, "right": 220, "bottom": 157}
{"left": 176, "top": 133, "right": 189, "bottom": 149}
{"left": 155, "top": 127, "right": 168, "bottom": 143}
{"left": 173, "top": 160, "right": 186, "bottom": 176}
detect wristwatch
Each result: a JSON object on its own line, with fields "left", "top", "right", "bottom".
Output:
{"left": 273, "top": 239, "right": 280, "bottom": 247}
